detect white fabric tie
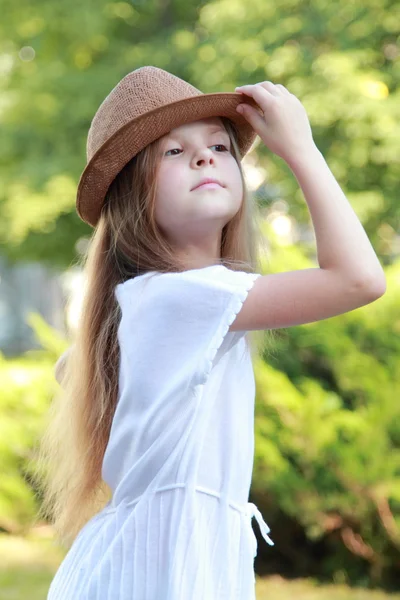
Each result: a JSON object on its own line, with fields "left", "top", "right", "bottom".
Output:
{"left": 246, "top": 501, "right": 274, "bottom": 546}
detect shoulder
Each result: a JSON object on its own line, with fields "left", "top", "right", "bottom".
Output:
{"left": 114, "top": 264, "right": 261, "bottom": 330}
{"left": 116, "top": 265, "right": 260, "bottom": 296}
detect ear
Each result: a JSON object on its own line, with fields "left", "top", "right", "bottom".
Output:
{"left": 55, "top": 347, "right": 71, "bottom": 385}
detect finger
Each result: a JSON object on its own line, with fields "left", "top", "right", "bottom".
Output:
{"left": 275, "top": 83, "right": 290, "bottom": 95}
{"left": 236, "top": 83, "right": 275, "bottom": 96}
{"left": 258, "top": 81, "right": 281, "bottom": 96}
{"left": 236, "top": 81, "right": 280, "bottom": 96}
{"left": 235, "top": 84, "right": 276, "bottom": 111}
{"left": 236, "top": 103, "right": 266, "bottom": 131}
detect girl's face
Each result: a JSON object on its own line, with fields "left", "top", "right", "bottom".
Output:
{"left": 154, "top": 117, "right": 243, "bottom": 266}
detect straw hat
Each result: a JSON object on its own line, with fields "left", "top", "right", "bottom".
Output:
{"left": 76, "top": 65, "right": 261, "bottom": 227}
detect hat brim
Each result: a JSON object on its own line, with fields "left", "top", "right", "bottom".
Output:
{"left": 76, "top": 92, "right": 261, "bottom": 227}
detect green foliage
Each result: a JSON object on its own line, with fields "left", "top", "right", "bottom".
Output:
{"left": 0, "top": 0, "right": 399, "bottom": 265}
{"left": 252, "top": 257, "right": 400, "bottom": 586}
{"left": 0, "top": 315, "right": 67, "bottom": 533}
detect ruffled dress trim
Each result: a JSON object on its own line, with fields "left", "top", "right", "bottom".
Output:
{"left": 197, "top": 266, "right": 261, "bottom": 386}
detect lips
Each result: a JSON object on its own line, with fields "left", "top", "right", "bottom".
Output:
{"left": 192, "top": 178, "right": 224, "bottom": 190}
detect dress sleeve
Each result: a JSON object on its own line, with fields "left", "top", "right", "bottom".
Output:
{"left": 115, "top": 264, "right": 261, "bottom": 388}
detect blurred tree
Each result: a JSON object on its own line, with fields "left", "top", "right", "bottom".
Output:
{"left": 0, "top": 0, "right": 399, "bottom": 267}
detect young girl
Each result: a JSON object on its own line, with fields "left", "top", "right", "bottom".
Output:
{"left": 35, "top": 66, "right": 385, "bottom": 600}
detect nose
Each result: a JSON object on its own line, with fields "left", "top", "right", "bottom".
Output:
{"left": 193, "top": 147, "right": 215, "bottom": 167}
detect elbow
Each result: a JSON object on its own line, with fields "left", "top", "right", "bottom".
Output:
{"left": 356, "top": 272, "right": 387, "bottom": 300}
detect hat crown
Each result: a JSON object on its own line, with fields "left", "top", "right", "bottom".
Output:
{"left": 87, "top": 66, "right": 202, "bottom": 162}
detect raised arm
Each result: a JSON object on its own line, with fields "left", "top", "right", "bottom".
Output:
{"left": 229, "top": 82, "right": 386, "bottom": 332}
{"left": 285, "top": 146, "right": 385, "bottom": 287}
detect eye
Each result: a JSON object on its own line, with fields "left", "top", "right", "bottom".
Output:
{"left": 164, "top": 144, "right": 229, "bottom": 156}
{"left": 165, "top": 148, "right": 181, "bottom": 156}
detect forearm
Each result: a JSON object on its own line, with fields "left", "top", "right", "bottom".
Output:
{"left": 287, "top": 145, "right": 386, "bottom": 287}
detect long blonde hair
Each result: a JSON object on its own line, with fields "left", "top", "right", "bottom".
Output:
{"left": 30, "top": 116, "right": 273, "bottom": 547}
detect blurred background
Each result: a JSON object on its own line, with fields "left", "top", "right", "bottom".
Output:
{"left": 1, "top": 0, "right": 399, "bottom": 598}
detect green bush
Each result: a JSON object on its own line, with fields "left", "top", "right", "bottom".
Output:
{"left": 252, "top": 254, "right": 400, "bottom": 587}
{"left": 0, "top": 314, "right": 67, "bottom": 533}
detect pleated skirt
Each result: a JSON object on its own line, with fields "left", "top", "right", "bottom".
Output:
{"left": 47, "top": 484, "right": 257, "bottom": 600}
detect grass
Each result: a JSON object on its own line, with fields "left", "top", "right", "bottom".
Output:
{"left": 256, "top": 576, "right": 400, "bottom": 600}
{"left": 0, "top": 528, "right": 62, "bottom": 600}
{"left": 0, "top": 529, "right": 399, "bottom": 600}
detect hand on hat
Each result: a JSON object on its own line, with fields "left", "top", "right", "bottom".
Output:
{"left": 235, "top": 81, "right": 316, "bottom": 166}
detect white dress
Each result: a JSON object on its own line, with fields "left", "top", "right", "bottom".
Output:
{"left": 47, "top": 264, "right": 274, "bottom": 600}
